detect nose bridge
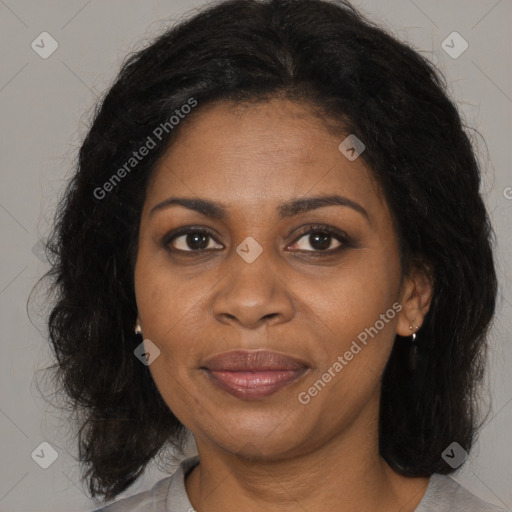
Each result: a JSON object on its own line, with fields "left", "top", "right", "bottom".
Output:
{"left": 232, "top": 238, "right": 275, "bottom": 292}
{"left": 211, "top": 236, "right": 294, "bottom": 327}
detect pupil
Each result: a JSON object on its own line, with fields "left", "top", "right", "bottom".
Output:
{"left": 187, "top": 233, "right": 209, "bottom": 250}
{"left": 310, "top": 233, "right": 331, "bottom": 250}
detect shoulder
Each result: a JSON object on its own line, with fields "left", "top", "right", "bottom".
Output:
{"left": 89, "top": 476, "right": 173, "bottom": 512}
{"left": 89, "top": 455, "right": 200, "bottom": 512}
{"left": 416, "top": 473, "right": 510, "bottom": 512}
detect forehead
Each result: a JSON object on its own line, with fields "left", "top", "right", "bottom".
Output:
{"left": 145, "top": 99, "right": 386, "bottom": 219}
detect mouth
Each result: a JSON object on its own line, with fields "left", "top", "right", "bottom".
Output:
{"left": 200, "top": 349, "right": 310, "bottom": 400}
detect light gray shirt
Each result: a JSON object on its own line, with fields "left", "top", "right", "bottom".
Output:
{"left": 92, "top": 455, "right": 510, "bottom": 511}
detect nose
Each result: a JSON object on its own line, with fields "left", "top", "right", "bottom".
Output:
{"left": 211, "top": 248, "right": 295, "bottom": 329}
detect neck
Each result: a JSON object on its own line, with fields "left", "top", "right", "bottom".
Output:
{"left": 184, "top": 399, "right": 429, "bottom": 512}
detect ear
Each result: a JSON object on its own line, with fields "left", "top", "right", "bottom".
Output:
{"left": 396, "top": 265, "right": 434, "bottom": 337}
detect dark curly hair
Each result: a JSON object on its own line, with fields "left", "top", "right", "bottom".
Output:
{"left": 34, "top": 0, "right": 497, "bottom": 504}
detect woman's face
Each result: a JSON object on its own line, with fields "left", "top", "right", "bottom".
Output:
{"left": 134, "top": 98, "right": 429, "bottom": 459}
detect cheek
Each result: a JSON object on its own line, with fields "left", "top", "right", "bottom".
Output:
{"left": 296, "top": 249, "right": 401, "bottom": 391}
{"left": 296, "top": 299, "right": 398, "bottom": 425}
{"left": 135, "top": 248, "right": 204, "bottom": 330}
{"left": 300, "top": 251, "right": 400, "bottom": 337}
{"left": 134, "top": 258, "right": 221, "bottom": 386}
{"left": 306, "top": 289, "right": 398, "bottom": 386}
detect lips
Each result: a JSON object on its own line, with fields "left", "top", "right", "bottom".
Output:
{"left": 201, "top": 349, "right": 309, "bottom": 400}
{"left": 202, "top": 349, "right": 308, "bottom": 371}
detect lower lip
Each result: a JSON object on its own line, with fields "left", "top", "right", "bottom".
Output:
{"left": 203, "top": 369, "right": 308, "bottom": 400}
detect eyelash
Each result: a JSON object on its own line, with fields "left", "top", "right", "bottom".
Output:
{"left": 162, "top": 224, "right": 353, "bottom": 257}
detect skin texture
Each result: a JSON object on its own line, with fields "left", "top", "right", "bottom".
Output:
{"left": 134, "top": 99, "right": 433, "bottom": 512}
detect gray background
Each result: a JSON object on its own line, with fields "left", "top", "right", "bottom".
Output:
{"left": 1, "top": 0, "right": 511, "bottom": 510}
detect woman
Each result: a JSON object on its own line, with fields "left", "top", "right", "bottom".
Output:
{"left": 40, "top": 0, "right": 508, "bottom": 510}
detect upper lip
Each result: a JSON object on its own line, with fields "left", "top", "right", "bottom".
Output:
{"left": 201, "top": 349, "right": 309, "bottom": 371}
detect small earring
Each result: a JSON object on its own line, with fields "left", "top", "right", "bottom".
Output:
{"left": 409, "top": 324, "right": 419, "bottom": 341}
{"left": 134, "top": 321, "right": 142, "bottom": 335}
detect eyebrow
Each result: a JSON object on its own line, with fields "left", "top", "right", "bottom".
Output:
{"left": 149, "top": 194, "right": 371, "bottom": 225}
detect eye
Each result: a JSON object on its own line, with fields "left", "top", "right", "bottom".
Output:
{"left": 288, "top": 225, "right": 350, "bottom": 253}
{"left": 164, "top": 227, "right": 223, "bottom": 253}
{"left": 163, "top": 224, "right": 352, "bottom": 256}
